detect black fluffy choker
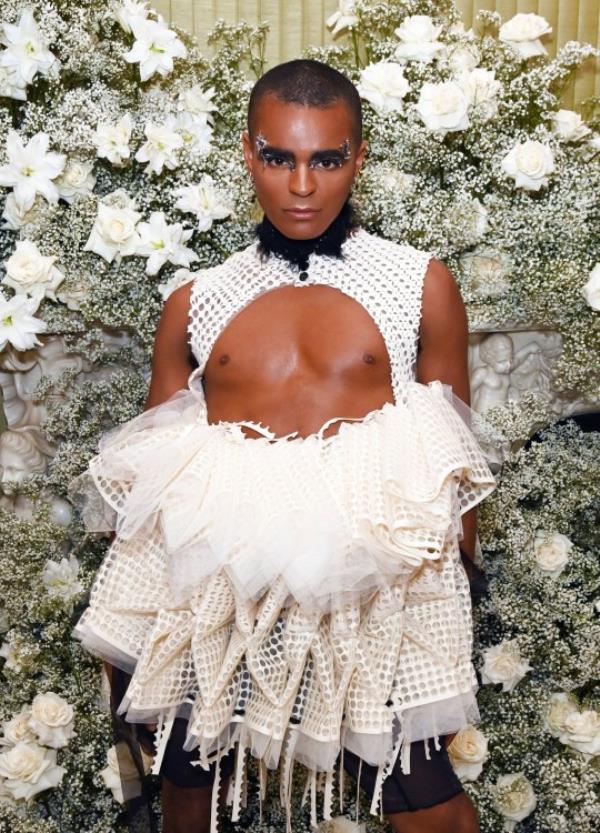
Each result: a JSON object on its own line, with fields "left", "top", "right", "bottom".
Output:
{"left": 255, "top": 201, "right": 358, "bottom": 271}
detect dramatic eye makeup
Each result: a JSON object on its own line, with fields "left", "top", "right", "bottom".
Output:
{"left": 254, "top": 135, "right": 352, "bottom": 171}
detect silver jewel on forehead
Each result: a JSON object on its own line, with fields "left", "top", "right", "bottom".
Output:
{"left": 255, "top": 132, "right": 267, "bottom": 154}
{"left": 340, "top": 139, "right": 351, "bottom": 160}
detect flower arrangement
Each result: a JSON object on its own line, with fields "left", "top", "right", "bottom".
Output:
{"left": 0, "top": 1, "right": 598, "bottom": 831}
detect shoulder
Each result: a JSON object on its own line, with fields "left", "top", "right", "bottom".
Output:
{"left": 348, "top": 229, "right": 433, "bottom": 274}
{"left": 419, "top": 256, "right": 467, "bottom": 339}
{"left": 421, "top": 257, "right": 464, "bottom": 311}
{"left": 162, "top": 240, "right": 259, "bottom": 308}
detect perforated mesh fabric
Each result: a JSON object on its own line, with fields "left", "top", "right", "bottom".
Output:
{"left": 71, "top": 232, "right": 498, "bottom": 832}
{"left": 187, "top": 229, "right": 432, "bottom": 404}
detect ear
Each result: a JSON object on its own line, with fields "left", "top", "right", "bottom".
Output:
{"left": 241, "top": 130, "right": 254, "bottom": 176}
{"left": 354, "top": 139, "right": 368, "bottom": 178}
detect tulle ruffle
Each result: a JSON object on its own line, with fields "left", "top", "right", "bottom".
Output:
{"left": 70, "top": 376, "right": 496, "bottom": 614}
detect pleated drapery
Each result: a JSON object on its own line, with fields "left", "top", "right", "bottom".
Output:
{"left": 154, "top": 1, "right": 600, "bottom": 106}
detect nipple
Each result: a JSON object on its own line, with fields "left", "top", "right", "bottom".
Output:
{"left": 363, "top": 353, "right": 376, "bottom": 364}
{"left": 219, "top": 354, "right": 230, "bottom": 365}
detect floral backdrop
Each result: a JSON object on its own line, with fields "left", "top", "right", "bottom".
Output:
{"left": 0, "top": 1, "right": 598, "bottom": 832}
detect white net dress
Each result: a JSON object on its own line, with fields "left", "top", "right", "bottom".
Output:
{"left": 70, "top": 229, "right": 497, "bottom": 831}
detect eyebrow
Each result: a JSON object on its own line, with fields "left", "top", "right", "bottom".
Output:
{"left": 258, "top": 144, "right": 349, "bottom": 161}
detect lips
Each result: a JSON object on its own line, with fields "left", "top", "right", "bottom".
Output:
{"left": 284, "top": 207, "right": 319, "bottom": 219}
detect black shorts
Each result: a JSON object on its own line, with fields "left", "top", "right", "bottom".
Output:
{"left": 160, "top": 719, "right": 463, "bottom": 814}
{"left": 342, "top": 737, "right": 464, "bottom": 814}
{"left": 160, "top": 718, "right": 236, "bottom": 788}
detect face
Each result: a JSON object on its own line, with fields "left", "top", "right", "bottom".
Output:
{"left": 243, "top": 95, "right": 367, "bottom": 239}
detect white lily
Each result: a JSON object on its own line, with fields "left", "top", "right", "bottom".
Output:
{"left": 0, "top": 9, "right": 59, "bottom": 87}
{"left": 111, "top": 0, "right": 151, "bottom": 34}
{"left": 0, "top": 290, "right": 47, "bottom": 351}
{"left": 175, "top": 112, "right": 213, "bottom": 155}
{"left": 94, "top": 115, "right": 133, "bottom": 166}
{"left": 326, "top": 1, "right": 359, "bottom": 38}
{"left": 124, "top": 17, "right": 187, "bottom": 82}
{"left": 42, "top": 555, "right": 84, "bottom": 603}
{"left": 0, "top": 130, "right": 65, "bottom": 212}
{"left": 174, "top": 176, "right": 232, "bottom": 233}
{"left": 177, "top": 84, "right": 217, "bottom": 125}
{"left": 135, "top": 212, "right": 197, "bottom": 276}
{"left": 135, "top": 120, "right": 183, "bottom": 175}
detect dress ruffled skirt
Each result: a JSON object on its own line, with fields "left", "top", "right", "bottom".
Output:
{"left": 69, "top": 372, "right": 497, "bottom": 830}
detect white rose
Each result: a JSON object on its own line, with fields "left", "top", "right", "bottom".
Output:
{"left": 41, "top": 555, "right": 83, "bottom": 604}
{"left": 445, "top": 42, "right": 480, "bottom": 73}
{"left": 376, "top": 165, "right": 417, "bottom": 196}
{"left": 0, "top": 742, "right": 65, "bottom": 801}
{"left": 356, "top": 62, "right": 410, "bottom": 115}
{"left": 28, "top": 692, "right": 75, "bottom": 749}
{"left": 316, "top": 817, "right": 366, "bottom": 833}
{"left": 84, "top": 203, "right": 141, "bottom": 263}
{"left": 101, "top": 187, "right": 137, "bottom": 211}
{"left": 460, "top": 247, "right": 512, "bottom": 298}
{"left": 582, "top": 264, "right": 600, "bottom": 311}
{"left": 394, "top": 15, "right": 444, "bottom": 63}
{"left": 1, "top": 192, "right": 43, "bottom": 230}
{"left": 55, "top": 159, "right": 96, "bottom": 203}
{"left": 551, "top": 109, "right": 591, "bottom": 143}
{"left": 481, "top": 639, "right": 532, "bottom": 692}
{"left": 559, "top": 710, "right": 600, "bottom": 761}
{"left": 499, "top": 13, "right": 552, "bottom": 58}
{"left": 56, "top": 279, "right": 89, "bottom": 311}
{"left": 458, "top": 68, "right": 502, "bottom": 121}
{"left": 3, "top": 240, "right": 65, "bottom": 301}
{"left": 501, "top": 140, "right": 554, "bottom": 191}
{"left": 447, "top": 725, "right": 489, "bottom": 781}
{"left": 545, "top": 692, "right": 579, "bottom": 737}
{"left": 101, "top": 742, "right": 153, "bottom": 803}
{"left": 533, "top": 530, "right": 572, "bottom": 577}
{"left": 0, "top": 638, "right": 23, "bottom": 672}
{"left": 0, "top": 709, "right": 35, "bottom": 747}
{"left": 416, "top": 81, "right": 470, "bottom": 134}
{"left": 491, "top": 772, "right": 537, "bottom": 831}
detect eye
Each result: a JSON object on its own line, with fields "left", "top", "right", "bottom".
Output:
{"left": 260, "top": 151, "right": 293, "bottom": 169}
{"left": 312, "top": 157, "right": 344, "bottom": 170}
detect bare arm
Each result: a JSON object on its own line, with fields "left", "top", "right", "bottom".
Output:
{"left": 104, "top": 279, "right": 196, "bottom": 726}
{"left": 144, "top": 281, "right": 196, "bottom": 410}
{"left": 416, "top": 258, "right": 477, "bottom": 558}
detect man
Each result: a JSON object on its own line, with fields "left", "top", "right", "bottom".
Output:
{"left": 145, "top": 60, "right": 483, "bottom": 833}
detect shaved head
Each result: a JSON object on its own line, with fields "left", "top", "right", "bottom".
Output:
{"left": 247, "top": 59, "right": 362, "bottom": 144}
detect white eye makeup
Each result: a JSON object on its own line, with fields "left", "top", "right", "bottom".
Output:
{"left": 253, "top": 134, "right": 352, "bottom": 171}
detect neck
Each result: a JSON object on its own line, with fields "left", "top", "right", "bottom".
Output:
{"left": 255, "top": 201, "right": 358, "bottom": 271}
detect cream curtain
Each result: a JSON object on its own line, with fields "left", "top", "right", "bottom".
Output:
{"left": 154, "top": 1, "right": 600, "bottom": 106}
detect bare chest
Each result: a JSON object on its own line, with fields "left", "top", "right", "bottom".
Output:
{"left": 204, "top": 284, "right": 392, "bottom": 387}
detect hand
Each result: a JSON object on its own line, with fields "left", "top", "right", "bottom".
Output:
{"left": 459, "top": 548, "right": 490, "bottom": 600}
{"left": 444, "top": 732, "right": 457, "bottom": 749}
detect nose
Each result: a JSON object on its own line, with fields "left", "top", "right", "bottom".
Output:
{"left": 289, "top": 163, "right": 316, "bottom": 197}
